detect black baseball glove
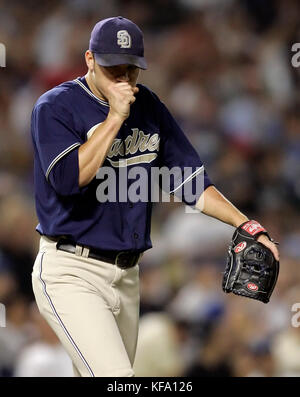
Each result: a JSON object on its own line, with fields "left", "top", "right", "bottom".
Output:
{"left": 222, "top": 220, "right": 279, "bottom": 303}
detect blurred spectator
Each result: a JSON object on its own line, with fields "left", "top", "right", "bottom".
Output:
{"left": 133, "top": 312, "right": 184, "bottom": 376}
{"left": 160, "top": 206, "right": 233, "bottom": 258}
{"left": 231, "top": 341, "right": 277, "bottom": 377}
{"left": 246, "top": 340, "right": 277, "bottom": 377}
{"left": 168, "top": 263, "right": 225, "bottom": 326}
{"left": 139, "top": 261, "right": 173, "bottom": 315}
{"left": 272, "top": 326, "right": 300, "bottom": 376}
{"left": 0, "top": 194, "right": 38, "bottom": 301}
{"left": 14, "top": 303, "right": 73, "bottom": 377}
{"left": 184, "top": 320, "right": 233, "bottom": 377}
{"left": 0, "top": 272, "right": 34, "bottom": 376}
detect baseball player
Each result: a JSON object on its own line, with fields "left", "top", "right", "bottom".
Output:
{"left": 31, "top": 16, "right": 279, "bottom": 377}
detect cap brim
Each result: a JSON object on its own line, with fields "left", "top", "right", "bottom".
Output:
{"left": 94, "top": 53, "right": 147, "bottom": 70}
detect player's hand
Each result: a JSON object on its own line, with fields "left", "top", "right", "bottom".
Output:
{"left": 257, "top": 234, "right": 280, "bottom": 261}
{"left": 106, "top": 82, "right": 139, "bottom": 121}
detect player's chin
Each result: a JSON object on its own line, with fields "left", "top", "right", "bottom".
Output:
{"left": 128, "top": 81, "right": 138, "bottom": 88}
{"left": 132, "top": 82, "right": 140, "bottom": 92}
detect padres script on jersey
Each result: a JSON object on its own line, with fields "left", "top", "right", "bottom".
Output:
{"left": 31, "top": 76, "right": 212, "bottom": 252}
{"left": 106, "top": 128, "right": 160, "bottom": 167}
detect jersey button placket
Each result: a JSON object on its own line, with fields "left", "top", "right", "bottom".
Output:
{"left": 133, "top": 232, "right": 139, "bottom": 240}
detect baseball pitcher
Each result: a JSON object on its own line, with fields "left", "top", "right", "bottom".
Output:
{"left": 31, "top": 17, "right": 279, "bottom": 377}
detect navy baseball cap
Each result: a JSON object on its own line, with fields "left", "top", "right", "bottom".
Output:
{"left": 89, "top": 16, "right": 147, "bottom": 70}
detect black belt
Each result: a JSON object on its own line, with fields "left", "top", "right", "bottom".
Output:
{"left": 53, "top": 238, "right": 140, "bottom": 269}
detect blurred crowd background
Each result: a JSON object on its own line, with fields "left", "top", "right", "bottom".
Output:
{"left": 0, "top": 0, "right": 300, "bottom": 377}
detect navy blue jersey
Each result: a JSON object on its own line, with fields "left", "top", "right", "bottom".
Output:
{"left": 31, "top": 76, "right": 212, "bottom": 252}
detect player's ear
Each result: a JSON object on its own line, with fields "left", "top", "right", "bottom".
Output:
{"left": 85, "top": 50, "right": 95, "bottom": 71}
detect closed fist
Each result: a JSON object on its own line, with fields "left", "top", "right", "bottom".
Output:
{"left": 107, "top": 82, "right": 139, "bottom": 121}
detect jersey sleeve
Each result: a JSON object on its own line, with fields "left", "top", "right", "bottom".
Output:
{"left": 157, "top": 101, "right": 213, "bottom": 207}
{"left": 31, "top": 101, "right": 82, "bottom": 196}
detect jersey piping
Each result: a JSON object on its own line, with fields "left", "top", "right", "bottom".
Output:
{"left": 45, "top": 142, "right": 81, "bottom": 181}
{"left": 74, "top": 78, "right": 110, "bottom": 108}
{"left": 169, "top": 165, "right": 204, "bottom": 194}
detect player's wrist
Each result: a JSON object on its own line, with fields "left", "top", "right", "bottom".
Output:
{"left": 106, "top": 110, "right": 127, "bottom": 125}
{"left": 233, "top": 216, "right": 249, "bottom": 228}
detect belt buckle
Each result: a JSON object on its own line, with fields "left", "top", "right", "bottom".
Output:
{"left": 115, "top": 252, "right": 136, "bottom": 269}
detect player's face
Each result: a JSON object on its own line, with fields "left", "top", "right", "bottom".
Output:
{"left": 97, "top": 64, "right": 140, "bottom": 87}
{"left": 87, "top": 52, "right": 140, "bottom": 101}
{"left": 93, "top": 63, "right": 140, "bottom": 99}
